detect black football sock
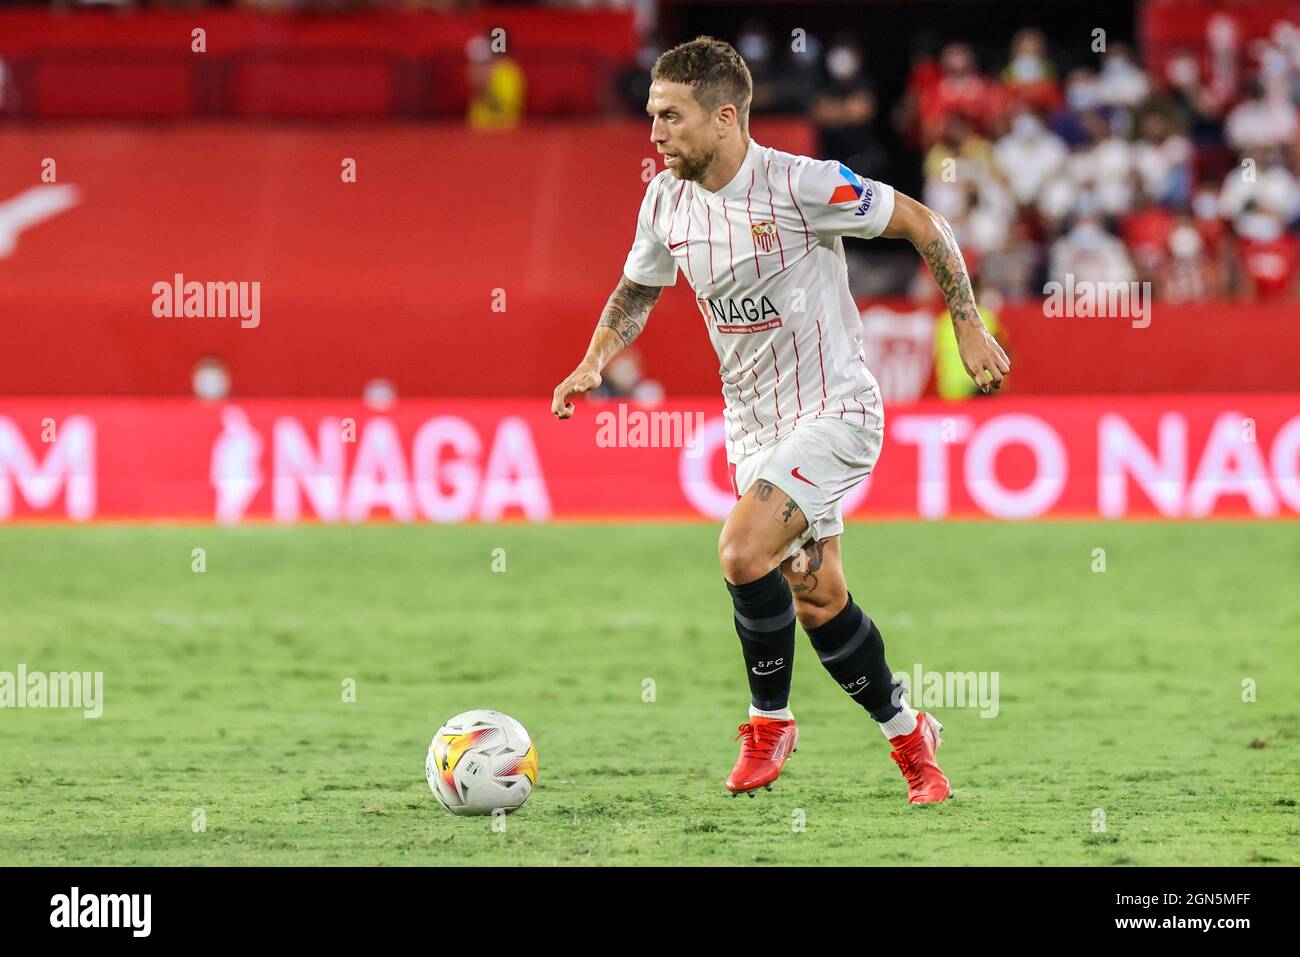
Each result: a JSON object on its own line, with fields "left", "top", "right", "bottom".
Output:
{"left": 806, "top": 592, "right": 902, "bottom": 722}
{"left": 725, "top": 567, "right": 796, "bottom": 712}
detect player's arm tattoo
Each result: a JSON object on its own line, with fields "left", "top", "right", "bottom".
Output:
{"left": 917, "top": 216, "right": 980, "bottom": 325}
{"left": 598, "top": 277, "right": 662, "bottom": 348}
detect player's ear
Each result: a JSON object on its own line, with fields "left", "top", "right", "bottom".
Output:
{"left": 715, "top": 103, "right": 737, "bottom": 135}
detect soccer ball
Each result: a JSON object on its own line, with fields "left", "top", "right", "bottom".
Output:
{"left": 426, "top": 710, "right": 538, "bottom": 816}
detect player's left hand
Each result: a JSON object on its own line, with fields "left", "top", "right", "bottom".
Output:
{"left": 955, "top": 324, "right": 1010, "bottom": 394}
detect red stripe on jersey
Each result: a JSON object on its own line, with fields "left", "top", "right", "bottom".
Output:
{"left": 721, "top": 199, "right": 737, "bottom": 282}
{"left": 731, "top": 352, "right": 753, "bottom": 448}
{"left": 745, "top": 171, "right": 761, "bottom": 279}
{"left": 791, "top": 331, "right": 804, "bottom": 423}
{"left": 705, "top": 201, "right": 714, "bottom": 284}
{"left": 739, "top": 351, "right": 764, "bottom": 439}
{"left": 815, "top": 319, "right": 828, "bottom": 411}
{"left": 765, "top": 158, "right": 786, "bottom": 270}
{"left": 769, "top": 341, "right": 783, "bottom": 438}
{"left": 787, "top": 166, "right": 811, "bottom": 252}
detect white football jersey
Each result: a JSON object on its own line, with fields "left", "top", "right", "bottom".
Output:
{"left": 623, "top": 138, "right": 896, "bottom": 459}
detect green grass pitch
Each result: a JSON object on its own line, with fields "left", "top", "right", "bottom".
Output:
{"left": 0, "top": 521, "right": 1296, "bottom": 866}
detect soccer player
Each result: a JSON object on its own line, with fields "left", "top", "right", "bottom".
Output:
{"left": 551, "top": 37, "right": 1010, "bottom": 803}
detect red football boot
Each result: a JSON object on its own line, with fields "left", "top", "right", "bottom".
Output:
{"left": 726, "top": 716, "right": 798, "bottom": 796}
{"left": 888, "top": 712, "right": 953, "bottom": 804}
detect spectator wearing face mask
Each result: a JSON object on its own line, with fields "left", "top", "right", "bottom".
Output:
{"left": 812, "top": 37, "right": 889, "bottom": 181}
{"left": 1049, "top": 207, "right": 1137, "bottom": 286}
{"left": 1120, "top": 193, "right": 1177, "bottom": 283}
{"left": 919, "top": 42, "right": 1002, "bottom": 147}
{"left": 1224, "top": 77, "right": 1299, "bottom": 155}
{"left": 1048, "top": 67, "right": 1099, "bottom": 147}
{"left": 1094, "top": 43, "right": 1150, "bottom": 110}
{"left": 1133, "top": 109, "right": 1192, "bottom": 207}
{"left": 980, "top": 217, "right": 1042, "bottom": 301}
{"left": 1218, "top": 146, "right": 1300, "bottom": 225}
{"left": 1235, "top": 203, "right": 1299, "bottom": 300}
{"left": 1158, "top": 214, "right": 1224, "bottom": 301}
{"left": 1001, "top": 28, "right": 1061, "bottom": 113}
{"left": 994, "top": 106, "right": 1067, "bottom": 209}
{"left": 923, "top": 115, "right": 1000, "bottom": 212}
{"left": 1077, "top": 109, "right": 1137, "bottom": 217}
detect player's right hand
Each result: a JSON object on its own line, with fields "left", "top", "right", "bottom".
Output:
{"left": 551, "top": 366, "right": 602, "bottom": 419}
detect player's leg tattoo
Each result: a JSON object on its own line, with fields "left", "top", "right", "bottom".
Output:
{"left": 778, "top": 496, "right": 800, "bottom": 525}
{"left": 788, "top": 539, "right": 823, "bottom": 596}
{"left": 752, "top": 480, "right": 804, "bottom": 527}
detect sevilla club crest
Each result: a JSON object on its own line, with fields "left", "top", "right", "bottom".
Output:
{"left": 750, "top": 220, "right": 777, "bottom": 253}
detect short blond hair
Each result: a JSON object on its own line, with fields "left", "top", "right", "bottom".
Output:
{"left": 651, "top": 36, "right": 753, "bottom": 130}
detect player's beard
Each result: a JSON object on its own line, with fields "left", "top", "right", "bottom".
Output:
{"left": 671, "top": 145, "right": 717, "bottom": 183}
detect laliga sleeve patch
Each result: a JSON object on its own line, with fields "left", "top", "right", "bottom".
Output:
{"left": 828, "top": 163, "right": 865, "bottom": 204}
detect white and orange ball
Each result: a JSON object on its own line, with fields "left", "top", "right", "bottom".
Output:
{"left": 426, "top": 710, "right": 538, "bottom": 816}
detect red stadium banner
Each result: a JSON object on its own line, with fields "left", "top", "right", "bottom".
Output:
{"left": 1, "top": 395, "right": 1298, "bottom": 523}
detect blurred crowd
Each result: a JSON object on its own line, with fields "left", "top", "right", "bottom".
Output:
{"left": 675, "top": 22, "right": 1300, "bottom": 303}
{"left": 914, "top": 29, "right": 1300, "bottom": 303}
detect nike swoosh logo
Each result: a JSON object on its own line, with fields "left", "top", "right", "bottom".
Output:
{"left": 790, "top": 467, "right": 818, "bottom": 488}
{"left": 751, "top": 666, "right": 786, "bottom": 676}
{"left": 668, "top": 239, "right": 688, "bottom": 250}
{"left": 849, "top": 682, "right": 871, "bottom": 696}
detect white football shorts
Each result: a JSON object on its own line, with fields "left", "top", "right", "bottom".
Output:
{"left": 727, "top": 415, "right": 884, "bottom": 560}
